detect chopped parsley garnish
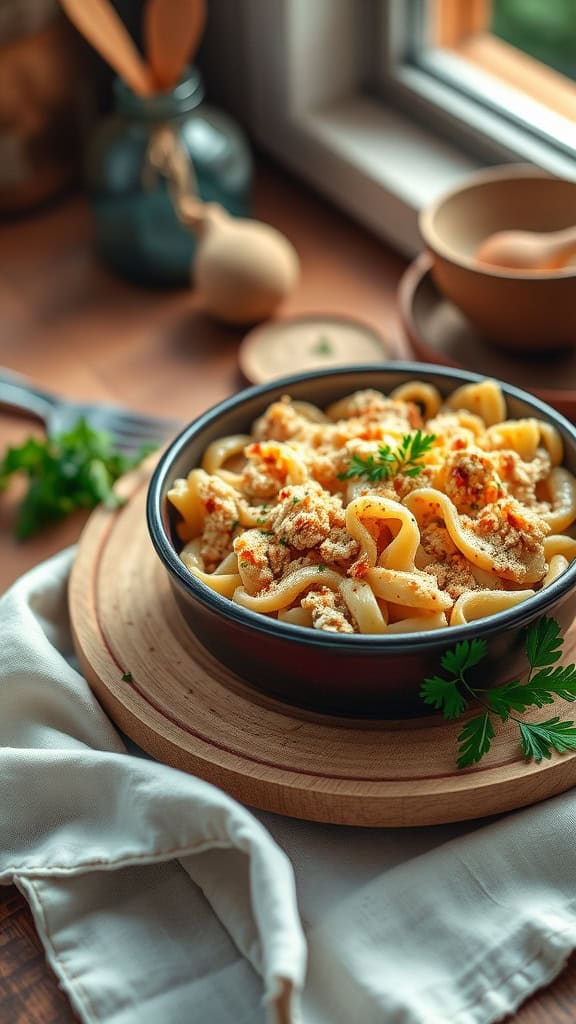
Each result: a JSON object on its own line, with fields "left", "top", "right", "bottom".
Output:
{"left": 420, "top": 618, "right": 576, "bottom": 768}
{"left": 338, "top": 430, "right": 436, "bottom": 483}
{"left": 121, "top": 671, "right": 133, "bottom": 683}
{"left": 310, "top": 335, "right": 333, "bottom": 356}
{"left": 0, "top": 419, "right": 155, "bottom": 539}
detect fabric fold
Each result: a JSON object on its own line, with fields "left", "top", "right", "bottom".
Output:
{"left": 0, "top": 549, "right": 306, "bottom": 1024}
{"left": 300, "top": 794, "right": 576, "bottom": 1023}
{"left": 4, "top": 547, "right": 576, "bottom": 1024}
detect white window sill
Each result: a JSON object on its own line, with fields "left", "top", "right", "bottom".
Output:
{"left": 253, "top": 95, "right": 480, "bottom": 258}
{"left": 301, "top": 95, "right": 480, "bottom": 255}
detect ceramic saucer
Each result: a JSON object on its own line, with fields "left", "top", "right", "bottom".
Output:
{"left": 398, "top": 254, "right": 576, "bottom": 420}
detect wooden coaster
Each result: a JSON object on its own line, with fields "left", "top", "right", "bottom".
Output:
{"left": 238, "top": 314, "right": 394, "bottom": 384}
{"left": 69, "top": 469, "right": 576, "bottom": 828}
{"left": 399, "top": 254, "right": 576, "bottom": 420}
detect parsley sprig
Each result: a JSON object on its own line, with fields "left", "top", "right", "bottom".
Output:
{"left": 420, "top": 618, "right": 576, "bottom": 768}
{"left": 0, "top": 419, "right": 154, "bottom": 539}
{"left": 338, "top": 430, "right": 436, "bottom": 483}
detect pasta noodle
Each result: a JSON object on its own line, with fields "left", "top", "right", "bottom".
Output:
{"left": 167, "top": 379, "right": 576, "bottom": 635}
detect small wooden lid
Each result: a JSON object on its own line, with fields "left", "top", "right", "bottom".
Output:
{"left": 238, "top": 314, "right": 392, "bottom": 384}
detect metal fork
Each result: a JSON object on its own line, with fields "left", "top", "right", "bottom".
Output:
{"left": 0, "top": 369, "right": 183, "bottom": 456}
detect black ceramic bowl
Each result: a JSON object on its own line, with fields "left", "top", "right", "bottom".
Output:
{"left": 147, "top": 364, "right": 576, "bottom": 717}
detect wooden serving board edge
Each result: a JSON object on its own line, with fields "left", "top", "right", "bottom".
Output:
{"left": 68, "top": 469, "right": 576, "bottom": 828}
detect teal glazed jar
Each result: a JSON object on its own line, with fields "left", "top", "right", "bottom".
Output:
{"left": 85, "top": 68, "right": 253, "bottom": 286}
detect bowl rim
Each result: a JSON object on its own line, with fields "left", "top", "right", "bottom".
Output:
{"left": 419, "top": 165, "right": 576, "bottom": 282}
{"left": 147, "top": 361, "right": 576, "bottom": 652}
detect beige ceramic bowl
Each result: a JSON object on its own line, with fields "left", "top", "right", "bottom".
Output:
{"left": 419, "top": 165, "right": 576, "bottom": 352}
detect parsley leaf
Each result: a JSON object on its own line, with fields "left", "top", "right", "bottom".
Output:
{"left": 0, "top": 419, "right": 154, "bottom": 539}
{"left": 338, "top": 430, "right": 436, "bottom": 483}
{"left": 421, "top": 616, "right": 576, "bottom": 770}
{"left": 441, "top": 639, "right": 487, "bottom": 677}
{"left": 457, "top": 714, "right": 495, "bottom": 768}
{"left": 487, "top": 664, "right": 576, "bottom": 720}
{"left": 420, "top": 675, "right": 468, "bottom": 719}
{"left": 526, "top": 617, "right": 563, "bottom": 668}
{"left": 519, "top": 718, "right": 576, "bottom": 762}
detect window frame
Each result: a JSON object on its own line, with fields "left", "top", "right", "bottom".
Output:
{"left": 377, "top": 0, "right": 576, "bottom": 167}
{"left": 232, "top": 0, "right": 576, "bottom": 256}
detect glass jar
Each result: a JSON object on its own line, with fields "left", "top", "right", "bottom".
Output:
{"left": 85, "top": 68, "right": 253, "bottom": 286}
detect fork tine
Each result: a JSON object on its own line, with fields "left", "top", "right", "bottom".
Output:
{"left": 112, "top": 437, "right": 157, "bottom": 458}
{"left": 84, "top": 409, "right": 182, "bottom": 442}
{"left": 105, "top": 411, "right": 182, "bottom": 434}
{"left": 98, "top": 428, "right": 176, "bottom": 454}
{"left": 102, "top": 427, "right": 170, "bottom": 455}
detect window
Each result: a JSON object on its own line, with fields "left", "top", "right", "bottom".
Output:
{"left": 377, "top": 0, "right": 576, "bottom": 171}
{"left": 206, "top": 1, "right": 576, "bottom": 257}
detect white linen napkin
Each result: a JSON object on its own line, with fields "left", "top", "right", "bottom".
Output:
{"left": 3, "top": 549, "right": 576, "bottom": 1024}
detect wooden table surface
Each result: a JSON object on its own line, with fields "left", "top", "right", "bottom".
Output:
{"left": 0, "top": 160, "right": 575, "bottom": 1023}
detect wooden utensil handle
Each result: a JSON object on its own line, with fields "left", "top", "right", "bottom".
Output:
{"left": 59, "top": 0, "right": 154, "bottom": 96}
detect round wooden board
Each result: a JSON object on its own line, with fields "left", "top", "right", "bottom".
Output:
{"left": 399, "top": 254, "right": 576, "bottom": 420}
{"left": 69, "top": 469, "right": 576, "bottom": 828}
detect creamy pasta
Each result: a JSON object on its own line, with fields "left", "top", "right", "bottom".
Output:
{"left": 168, "top": 380, "right": 576, "bottom": 634}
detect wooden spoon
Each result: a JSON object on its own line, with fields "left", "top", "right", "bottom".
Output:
{"left": 59, "top": 0, "right": 154, "bottom": 96}
{"left": 475, "top": 224, "right": 576, "bottom": 271}
{"left": 144, "top": 0, "right": 207, "bottom": 90}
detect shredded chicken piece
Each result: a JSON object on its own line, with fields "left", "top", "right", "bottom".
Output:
{"left": 443, "top": 448, "right": 504, "bottom": 514}
{"left": 348, "top": 552, "right": 370, "bottom": 579}
{"left": 467, "top": 497, "right": 550, "bottom": 583}
{"left": 392, "top": 469, "right": 437, "bottom": 500}
{"left": 252, "top": 396, "right": 311, "bottom": 443}
{"left": 332, "top": 389, "right": 422, "bottom": 429}
{"left": 420, "top": 522, "right": 458, "bottom": 560}
{"left": 424, "top": 555, "right": 483, "bottom": 600}
{"left": 426, "top": 411, "right": 484, "bottom": 444}
{"left": 301, "top": 586, "right": 355, "bottom": 633}
{"left": 233, "top": 529, "right": 291, "bottom": 595}
{"left": 197, "top": 476, "right": 240, "bottom": 571}
{"left": 496, "top": 449, "right": 551, "bottom": 510}
{"left": 240, "top": 441, "right": 306, "bottom": 500}
{"left": 319, "top": 526, "right": 360, "bottom": 566}
{"left": 268, "top": 483, "right": 349, "bottom": 552}
{"left": 303, "top": 447, "right": 348, "bottom": 492}
{"left": 240, "top": 461, "right": 283, "bottom": 500}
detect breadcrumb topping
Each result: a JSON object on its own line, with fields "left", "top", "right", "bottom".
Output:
{"left": 170, "top": 385, "right": 575, "bottom": 634}
{"left": 233, "top": 529, "right": 291, "bottom": 595}
{"left": 268, "top": 483, "right": 349, "bottom": 552}
{"left": 466, "top": 497, "right": 550, "bottom": 582}
{"left": 197, "top": 475, "right": 240, "bottom": 571}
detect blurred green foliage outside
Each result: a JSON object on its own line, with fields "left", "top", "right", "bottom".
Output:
{"left": 492, "top": 0, "right": 576, "bottom": 80}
